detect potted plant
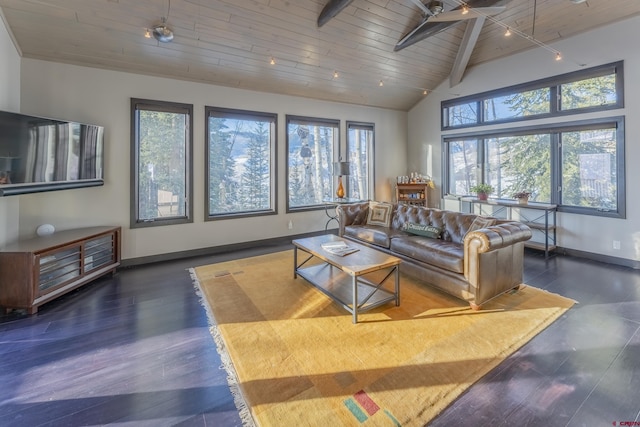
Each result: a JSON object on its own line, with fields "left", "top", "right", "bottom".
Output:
{"left": 470, "top": 183, "right": 494, "bottom": 201}
{"left": 512, "top": 191, "right": 531, "bottom": 204}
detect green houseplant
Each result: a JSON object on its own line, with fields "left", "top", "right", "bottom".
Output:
{"left": 470, "top": 183, "right": 494, "bottom": 201}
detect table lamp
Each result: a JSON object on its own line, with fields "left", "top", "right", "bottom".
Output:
{"left": 333, "top": 161, "right": 350, "bottom": 198}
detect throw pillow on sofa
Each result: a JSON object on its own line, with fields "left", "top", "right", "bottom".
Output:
{"left": 403, "top": 222, "right": 443, "bottom": 239}
{"left": 467, "top": 216, "right": 496, "bottom": 234}
{"left": 366, "top": 201, "right": 393, "bottom": 227}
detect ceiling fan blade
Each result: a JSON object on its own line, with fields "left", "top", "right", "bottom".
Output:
{"left": 397, "top": 17, "right": 431, "bottom": 46}
{"left": 395, "top": 0, "right": 509, "bottom": 51}
{"left": 406, "top": 0, "right": 434, "bottom": 16}
{"left": 395, "top": 20, "right": 453, "bottom": 51}
{"left": 317, "top": 0, "right": 355, "bottom": 27}
{"left": 430, "top": 6, "right": 506, "bottom": 22}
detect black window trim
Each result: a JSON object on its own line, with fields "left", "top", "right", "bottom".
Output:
{"left": 204, "top": 106, "right": 278, "bottom": 221}
{"left": 286, "top": 114, "right": 341, "bottom": 213}
{"left": 130, "top": 98, "right": 194, "bottom": 228}
{"left": 346, "top": 120, "right": 376, "bottom": 201}
{"left": 441, "top": 61, "right": 624, "bottom": 130}
{"left": 442, "top": 116, "right": 626, "bottom": 219}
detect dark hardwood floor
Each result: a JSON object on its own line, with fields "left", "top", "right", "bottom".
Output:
{"left": 1, "top": 244, "right": 639, "bottom": 426}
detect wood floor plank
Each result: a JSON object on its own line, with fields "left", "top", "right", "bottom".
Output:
{"left": 1, "top": 245, "right": 640, "bottom": 426}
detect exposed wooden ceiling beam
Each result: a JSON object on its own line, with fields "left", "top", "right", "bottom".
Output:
{"left": 317, "top": 0, "right": 355, "bottom": 27}
{"left": 449, "top": 17, "right": 486, "bottom": 87}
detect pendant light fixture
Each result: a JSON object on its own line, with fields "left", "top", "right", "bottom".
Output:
{"left": 152, "top": 17, "right": 174, "bottom": 43}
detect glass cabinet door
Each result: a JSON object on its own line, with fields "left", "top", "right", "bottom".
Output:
{"left": 84, "top": 235, "right": 115, "bottom": 273}
{"left": 38, "top": 247, "right": 82, "bottom": 292}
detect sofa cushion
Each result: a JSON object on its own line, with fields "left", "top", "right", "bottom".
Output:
{"left": 403, "top": 222, "right": 443, "bottom": 239}
{"left": 390, "top": 236, "right": 464, "bottom": 274}
{"left": 344, "top": 225, "right": 404, "bottom": 249}
{"left": 366, "top": 201, "right": 393, "bottom": 227}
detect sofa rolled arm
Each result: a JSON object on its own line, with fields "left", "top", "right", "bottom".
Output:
{"left": 464, "top": 222, "right": 532, "bottom": 280}
{"left": 464, "top": 222, "right": 532, "bottom": 253}
{"left": 336, "top": 202, "right": 370, "bottom": 236}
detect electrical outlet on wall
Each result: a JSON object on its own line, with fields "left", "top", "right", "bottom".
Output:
{"left": 613, "top": 240, "right": 621, "bottom": 250}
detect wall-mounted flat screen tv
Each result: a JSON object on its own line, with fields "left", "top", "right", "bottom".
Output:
{"left": 0, "top": 110, "right": 104, "bottom": 196}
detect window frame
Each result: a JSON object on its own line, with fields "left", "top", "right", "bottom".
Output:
{"left": 286, "top": 115, "right": 340, "bottom": 213}
{"left": 204, "top": 106, "right": 278, "bottom": 221}
{"left": 441, "top": 61, "right": 624, "bottom": 130}
{"left": 442, "top": 117, "right": 626, "bottom": 218}
{"left": 130, "top": 98, "right": 194, "bottom": 228}
{"left": 346, "top": 120, "right": 375, "bottom": 201}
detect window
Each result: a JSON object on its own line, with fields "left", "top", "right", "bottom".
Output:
{"left": 484, "top": 88, "right": 550, "bottom": 122}
{"left": 444, "top": 102, "right": 478, "bottom": 128}
{"left": 560, "top": 74, "right": 617, "bottom": 111}
{"left": 560, "top": 126, "right": 619, "bottom": 211}
{"left": 346, "top": 121, "right": 375, "bottom": 200}
{"left": 443, "top": 118, "right": 625, "bottom": 218}
{"left": 205, "top": 107, "right": 277, "bottom": 219}
{"left": 485, "top": 133, "right": 552, "bottom": 202}
{"left": 130, "top": 99, "right": 193, "bottom": 228}
{"left": 442, "top": 61, "right": 623, "bottom": 130}
{"left": 447, "top": 138, "right": 478, "bottom": 196}
{"left": 286, "top": 115, "right": 339, "bottom": 211}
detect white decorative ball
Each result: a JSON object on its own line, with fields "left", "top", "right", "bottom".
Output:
{"left": 36, "top": 224, "right": 55, "bottom": 237}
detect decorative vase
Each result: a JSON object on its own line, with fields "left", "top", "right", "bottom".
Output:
{"left": 336, "top": 176, "right": 345, "bottom": 198}
{"left": 36, "top": 224, "right": 55, "bottom": 236}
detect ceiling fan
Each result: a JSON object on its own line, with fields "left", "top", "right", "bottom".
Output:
{"left": 395, "top": 0, "right": 508, "bottom": 51}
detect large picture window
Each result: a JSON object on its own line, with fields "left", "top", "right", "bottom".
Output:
{"left": 205, "top": 107, "right": 277, "bottom": 219}
{"left": 130, "top": 99, "right": 193, "bottom": 228}
{"left": 286, "top": 115, "right": 339, "bottom": 211}
{"left": 346, "top": 121, "right": 374, "bottom": 200}
{"left": 443, "top": 118, "right": 625, "bottom": 218}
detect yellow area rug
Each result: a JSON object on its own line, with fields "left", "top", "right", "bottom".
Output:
{"left": 190, "top": 250, "right": 575, "bottom": 427}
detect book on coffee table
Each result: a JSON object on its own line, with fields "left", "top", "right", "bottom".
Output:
{"left": 321, "top": 241, "right": 359, "bottom": 256}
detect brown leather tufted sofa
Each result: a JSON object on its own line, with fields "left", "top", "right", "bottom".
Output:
{"left": 336, "top": 202, "right": 532, "bottom": 309}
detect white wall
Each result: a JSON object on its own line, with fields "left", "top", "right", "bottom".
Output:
{"left": 409, "top": 15, "right": 640, "bottom": 262}
{"left": 0, "top": 13, "right": 20, "bottom": 246}
{"left": 18, "top": 60, "right": 407, "bottom": 260}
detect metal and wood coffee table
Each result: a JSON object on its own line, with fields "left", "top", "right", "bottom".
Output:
{"left": 292, "top": 234, "right": 401, "bottom": 324}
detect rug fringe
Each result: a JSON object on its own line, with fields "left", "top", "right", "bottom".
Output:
{"left": 188, "top": 268, "right": 256, "bottom": 427}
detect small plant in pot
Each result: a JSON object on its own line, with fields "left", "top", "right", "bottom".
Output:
{"left": 512, "top": 191, "right": 531, "bottom": 204}
{"left": 470, "top": 183, "right": 494, "bottom": 201}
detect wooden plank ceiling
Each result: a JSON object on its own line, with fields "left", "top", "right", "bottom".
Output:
{"left": 0, "top": 0, "right": 638, "bottom": 111}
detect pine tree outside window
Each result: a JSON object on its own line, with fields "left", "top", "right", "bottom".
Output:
{"left": 205, "top": 107, "right": 277, "bottom": 219}
{"left": 131, "top": 99, "right": 193, "bottom": 228}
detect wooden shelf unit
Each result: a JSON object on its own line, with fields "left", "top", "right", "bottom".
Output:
{"left": 396, "top": 183, "right": 428, "bottom": 206}
{"left": 0, "top": 226, "right": 121, "bottom": 314}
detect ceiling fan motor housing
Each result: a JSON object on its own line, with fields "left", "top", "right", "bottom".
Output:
{"left": 428, "top": 0, "right": 444, "bottom": 15}
{"left": 152, "top": 17, "right": 174, "bottom": 43}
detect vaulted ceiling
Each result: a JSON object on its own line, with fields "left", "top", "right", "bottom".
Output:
{"left": 1, "top": 0, "right": 639, "bottom": 111}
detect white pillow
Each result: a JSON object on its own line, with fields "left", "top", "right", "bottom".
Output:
{"left": 366, "top": 201, "right": 393, "bottom": 227}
